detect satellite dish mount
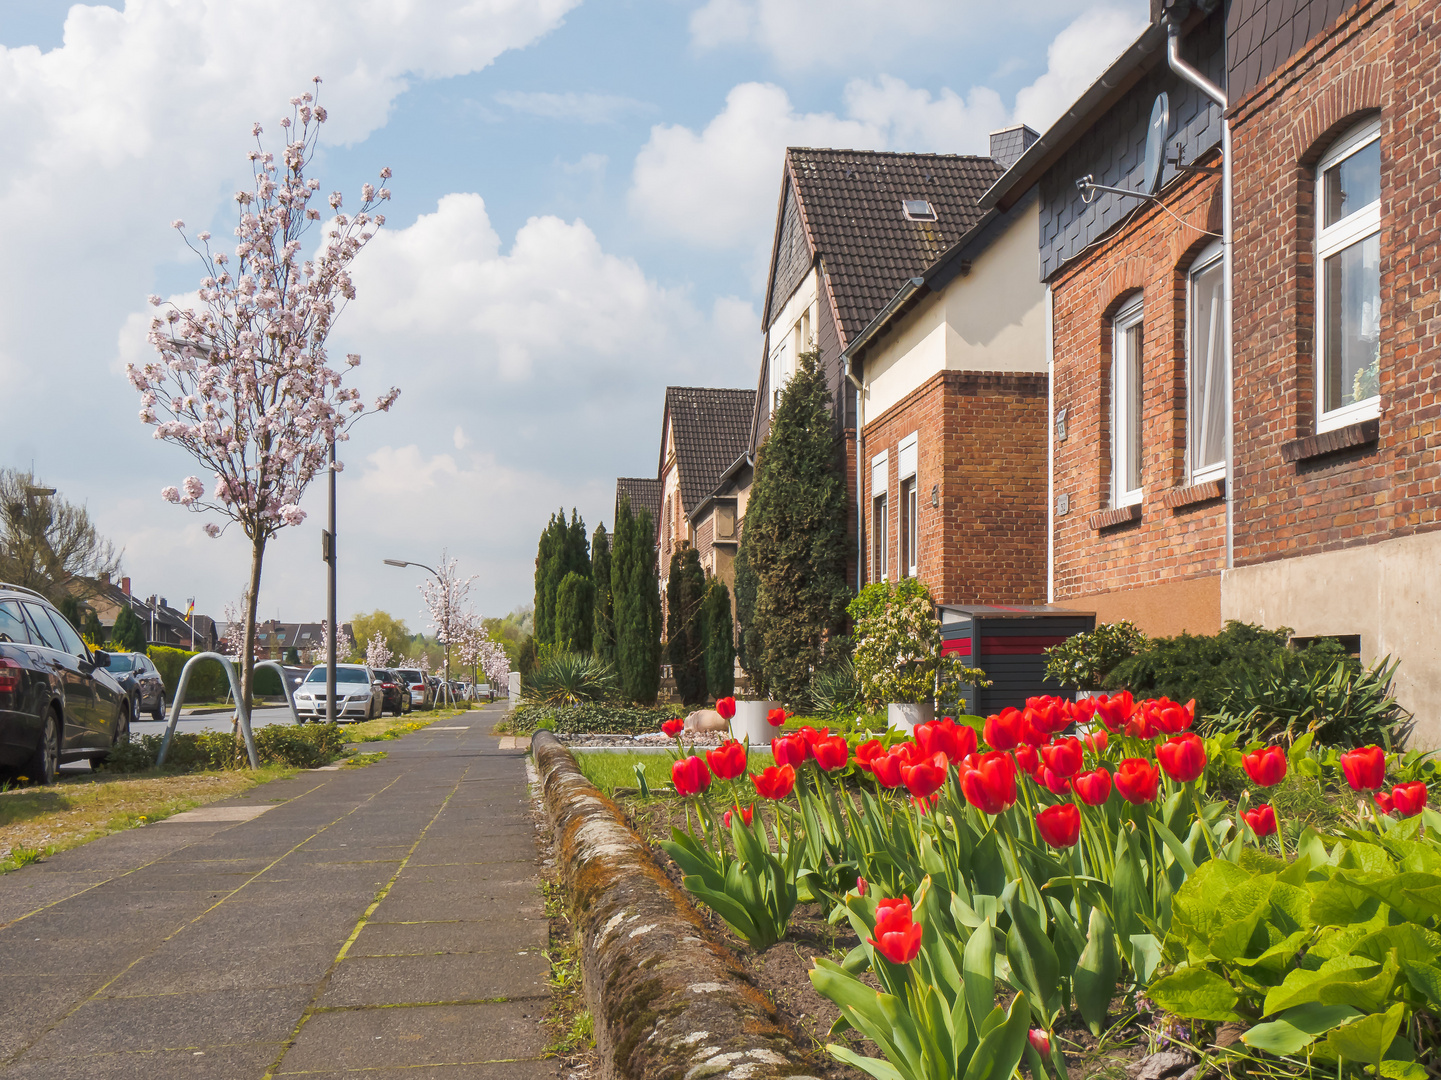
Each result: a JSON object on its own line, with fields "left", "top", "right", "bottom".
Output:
{"left": 1076, "top": 92, "right": 1173, "bottom": 204}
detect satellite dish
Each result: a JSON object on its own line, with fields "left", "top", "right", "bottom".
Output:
{"left": 1143, "top": 92, "right": 1170, "bottom": 195}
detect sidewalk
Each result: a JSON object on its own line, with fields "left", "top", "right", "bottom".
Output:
{"left": 0, "top": 704, "right": 558, "bottom": 1079}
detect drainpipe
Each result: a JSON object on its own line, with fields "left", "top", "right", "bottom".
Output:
{"left": 1164, "top": 16, "right": 1233, "bottom": 571}
{"left": 1046, "top": 284, "right": 1055, "bottom": 603}
{"left": 846, "top": 370, "right": 865, "bottom": 593}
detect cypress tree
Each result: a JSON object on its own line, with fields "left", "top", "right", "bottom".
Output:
{"left": 111, "top": 605, "right": 148, "bottom": 652}
{"left": 533, "top": 511, "right": 562, "bottom": 645}
{"left": 613, "top": 496, "right": 661, "bottom": 704}
{"left": 733, "top": 533, "right": 764, "bottom": 695}
{"left": 555, "top": 571, "right": 595, "bottom": 653}
{"left": 592, "top": 524, "right": 615, "bottom": 665}
{"left": 566, "top": 510, "right": 591, "bottom": 580}
{"left": 744, "top": 351, "right": 851, "bottom": 703}
{"left": 82, "top": 608, "right": 105, "bottom": 645}
{"left": 703, "top": 577, "right": 736, "bottom": 699}
{"left": 57, "top": 595, "right": 82, "bottom": 629}
{"left": 665, "top": 546, "right": 707, "bottom": 704}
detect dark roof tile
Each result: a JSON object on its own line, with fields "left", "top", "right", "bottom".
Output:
{"left": 663, "top": 387, "right": 756, "bottom": 510}
{"left": 615, "top": 477, "right": 661, "bottom": 528}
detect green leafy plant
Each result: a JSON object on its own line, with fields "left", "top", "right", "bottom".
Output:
{"left": 521, "top": 646, "right": 620, "bottom": 706}
{"left": 810, "top": 657, "right": 862, "bottom": 720}
{"left": 508, "top": 702, "right": 683, "bottom": 736}
{"left": 936, "top": 656, "right": 992, "bottom": 717}
{"left": 1043, "top": 620, "right": 1149, "bottom": 690}
{"left": 849, "top": 582, "right": 941, "bottom": 706}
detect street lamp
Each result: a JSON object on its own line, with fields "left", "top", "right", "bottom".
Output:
{"left": 383, "top": 557, "right": 452, "bottom": 706}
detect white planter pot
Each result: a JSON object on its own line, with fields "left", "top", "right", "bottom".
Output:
{"left": 730, "top": 700, "right": 780, "bottom": 746}
{"left": 887, "top": 702, "right": 934, "bottom": 732}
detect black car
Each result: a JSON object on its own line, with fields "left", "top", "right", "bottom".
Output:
{"left": 373, "top": 669, "right": 411, "bottom": 717}
{"left": 106, "top": 651, "right": 166, "bottom": 722}
{"left": 0, "top": 584, "right": 129, "bottom": 783}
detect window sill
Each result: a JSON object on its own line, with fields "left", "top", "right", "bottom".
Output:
{"left": 1088, "top": 504, "right": 1141, "bottom": 531}
{"left": 1162, "top": 478, "right": 1225, "bottom": 510}
{"left": 1280, "top": 418, "right": 1379, "bottom": 463}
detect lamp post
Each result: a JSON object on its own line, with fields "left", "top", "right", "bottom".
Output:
{"left": 323, "top": 441, "right": 338, "bottom": 723}
{"left": 383, "top": 558, "right": 452, "bottom": 707}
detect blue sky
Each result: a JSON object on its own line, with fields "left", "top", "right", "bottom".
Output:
{"left": 0, "top": 0, "right": 1145, "bottom": 634}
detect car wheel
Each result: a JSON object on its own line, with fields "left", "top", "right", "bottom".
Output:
{"left": 91, "top": 704, "right": 130, "bottom": 770}
{"left": 151, "top": 701, "right": 165, "bottom": 723}
{"left": 24, "top": 711, "right": 60, "bottom": 787}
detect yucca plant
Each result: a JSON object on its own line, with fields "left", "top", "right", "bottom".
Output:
{"left": 521, "top": 645, "right": 619, "bottom": 706}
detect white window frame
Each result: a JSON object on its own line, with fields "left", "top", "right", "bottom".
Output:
{"left": 1111, "top": 295, "right": 1145, "bottom": 508}
{"left": 897, "top": 432, "right": 918, "bottom": 578}
{"left": 871, "top": 451, "right": 889, "bottom": 582}
{"left": 1187, "top": 241, "right": 1227, "bottom": 483}
{"left": 1315, "top": 117, "right": 1382, "bottom": 434}
{"left": 770, "top": 338, "right": 788, "bottom": 412}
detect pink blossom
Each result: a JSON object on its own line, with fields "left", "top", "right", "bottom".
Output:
{"left": 203, "top": 523, "right": 221, "bottom": 538}
{"left": 161, "top": 486, "right": 180, "bottom": 503}
{"left": 279, "top": 504, "right": 306, "bottom": 526}
{"left": 171, "top": 219, "right": 185, "bottom": 229}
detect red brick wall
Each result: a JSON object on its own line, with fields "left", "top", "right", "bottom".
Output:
{"left": 861, "top": 370, "right": 1048, "bottom": 604}
{"left": 1227, "top": 0, "right": 1441, "bottom": 566}
{"left": 1048, "top": 161, "right": 1228, "bottom": 603}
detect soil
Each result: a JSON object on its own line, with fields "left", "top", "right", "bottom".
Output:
{"left": 622, "top": 794, "right": 1157, "bottom": 1080}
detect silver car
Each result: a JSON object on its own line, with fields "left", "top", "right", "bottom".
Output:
{"left": 293, "top": 664, "right": 384, "bottom": 722}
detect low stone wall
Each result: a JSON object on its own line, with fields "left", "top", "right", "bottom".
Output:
{"left": 531, "top": 731, "right": 818, "bottom": 1080}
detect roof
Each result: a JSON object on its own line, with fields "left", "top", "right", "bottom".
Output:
{"left": 780, "top": 149, "right": 1005, "bottom": 342}
{"left": 661, "top": 387, "right": 757, "bottom": 511}
{"left": 615, "top": 477, "right": 662, "bottom": 527}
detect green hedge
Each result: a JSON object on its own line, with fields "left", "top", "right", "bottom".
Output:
{"left": 100, "top": 723, "right": 351, "bottom": 773}
{"left": 508, "top": 702, "right": 684, "bottom": 736}
{"left": 146, "top": 646, "right": 285, "bottom": 702}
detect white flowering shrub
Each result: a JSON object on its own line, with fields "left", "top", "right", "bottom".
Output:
{"left": 851, "top": 585, "right": 941, "bottom": 706}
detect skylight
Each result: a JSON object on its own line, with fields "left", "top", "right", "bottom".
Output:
{"left": 902, "top": 199, "right": 937, "bottom": 221}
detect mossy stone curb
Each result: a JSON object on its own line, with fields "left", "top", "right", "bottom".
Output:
{"left": 531, "top": 731, "right": 819, "bottom": 1080}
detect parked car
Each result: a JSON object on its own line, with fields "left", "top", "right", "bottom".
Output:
{"left": 395, "top": 668, "right": 429, "bottom": 710}
{"left": 292, "top": 664, "right": 384, "bottom": 722}
{"left": 0, "top": 583, "right": 130, "bottom": 783}
{"left": 372, "top": 669, "right": 411, "bottom": 717}
{"left": 105, "top": 651, "right": 166, "bottom": 722}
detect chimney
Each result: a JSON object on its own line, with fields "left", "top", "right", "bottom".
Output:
{"left": 160, "top": 598, "right": 168, "bottom": 609}
{"left": 121, "top": 577, "right": 131, "bottom": 596}
{"left": 100, "top": 571, "right": 111, "bottom": 586}
{"left": 989, "top": 124, "right": 1040, "bottom": 170}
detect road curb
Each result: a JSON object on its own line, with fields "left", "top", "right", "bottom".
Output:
{"left": 531, "top": 731, "right": 819, "bottom": 1080}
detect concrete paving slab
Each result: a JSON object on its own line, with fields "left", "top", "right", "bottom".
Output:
{"left": 317, "top": 951, "right": 548, "bottom": 1007}
{"left": 271, "top": 1064, "right": 560, "bottom": 1079}
{"left": 0, "top": 1043, "right": 283, "bottom": 1080}
{"left": 160, "top": 804, "right": 275, "bottom": 824}
{"left": 0, "top": 974, "right": 111, "bottom": 1060}
{"left": 348, "top": 917, "right": 547, "bottom": 956}
{"left": 277, "top": 1001, "right": 549, "bottom": 1073}
{"left": 101, "top": 938, "right": 340, "bottom": 996}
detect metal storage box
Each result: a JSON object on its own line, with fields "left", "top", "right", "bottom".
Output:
{"left": 938, "top": 604, "right": 1096, "bottom": 716}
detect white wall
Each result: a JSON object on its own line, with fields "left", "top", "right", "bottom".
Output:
{"left": 864, "top": 201, "right": 1046, "bottom": 420}
{"left": 767, "top": 267, "right": 819, "bottom": 412}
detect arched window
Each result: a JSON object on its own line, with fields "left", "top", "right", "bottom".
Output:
{"left": 1187, "top": 241, "right": 1225, "bottom": 481}
{"left": 1315, "top": 118, "right": 1381, "bottom": 432}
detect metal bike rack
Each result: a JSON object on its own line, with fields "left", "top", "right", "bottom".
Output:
{"left": 253, "top": 659, "right": 302, "bottom": 725}
{"left": 156, "top": 652, "right": 259, "bottom": 768}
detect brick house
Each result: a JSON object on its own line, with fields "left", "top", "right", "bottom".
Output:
{"left": 983, "top": 0, "right": 1441, "bottom": 736}
{"left": 81, "top": 574, "right": 219, "bottom": 651}
{"left": 842, "top": 127, "right": 1051, "bottom": 603}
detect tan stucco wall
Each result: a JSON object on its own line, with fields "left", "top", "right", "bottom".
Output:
{"left": 864, "top": 200, "right": 1046, "bottom": 419}
{"left": 1078, "top": 573, "right": 1222, "bottom": 639}
{"left": 1222, "top": 531, "right": 1441, "bottom": 748}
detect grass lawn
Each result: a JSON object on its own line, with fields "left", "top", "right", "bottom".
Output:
{"left": 573, "top": 749, "right": 775, "bottom": 795}
{"left": 0, "top": 765, "right": 297, "bottom": 871}
{"left": 344, "top": 705, "right": 477, "bottom": 743}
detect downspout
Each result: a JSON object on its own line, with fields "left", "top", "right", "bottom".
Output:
{"left": 1164, "top": 17, "right": 1233, "bottom": 571}
{"left": 846, "top": 370, "right": 865, "bottom": 593}
{"left": 1046, "top": 283, "right": 1055, "bottom": 604}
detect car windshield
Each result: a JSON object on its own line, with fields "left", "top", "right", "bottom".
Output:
{"left": 106, "top": 654, "right": 137, "bottom": 673}
{"left": 304, "top": 667, "right": 368, "bottom": 684}
{"left": 397, "top": 670, "right": 421, "bottom": 681}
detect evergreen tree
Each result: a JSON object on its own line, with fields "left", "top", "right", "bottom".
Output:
{"left": 665, "top": 546, "right": 707, "bottom": 704}
{"left": 57, "top": 594, "right": 82, "bottom": 629}
{"left": 703, "top": 577, "right": 736, "bottom": 699}
{"left": 566, "top": 510, "right": 590, "bottom": 580}
{"left": 517, "top": 634, "right": 537, "bottom": 684}
{"left": 734, "top": 530, "right": 764, "bottom": 694}
{"left": 285, "top": 646, "right": 301, "bottom": 665}
{"left": 81, "top": 608, "right": 105, "bottom": 644}
{"left": 744, "top": 351, "right": 852, "bottom": 702}
{"left": 533, "top": 511, "right": 562, "bottom": 645}
{"left": 111, "top": 604, "right": 148, "bottom": 652}
{"left": 591, "top": 523, "right": 615, "bottom": 665}
{"left": 555, "top": 571, "right": 595, "bottom": 653}
{"left": 612, "top": 496, "right": 661, "bottom": 703}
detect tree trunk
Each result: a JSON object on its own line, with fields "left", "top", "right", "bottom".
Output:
{"left": 240, "top": 533, "right": 267, "bottom": 713}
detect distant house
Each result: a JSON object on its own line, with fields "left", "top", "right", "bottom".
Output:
{"left": 614, "top": 477, "right": 662, "bottom": 535}
{"left": 81, "top": 574, "right": 218, "bottom": 651}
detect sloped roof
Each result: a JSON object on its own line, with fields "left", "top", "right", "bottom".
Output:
{"left": 783, "top": 149, "right": 1005, "bottom": 342}
{"left": 615, "top": 477, "right": 662, "bottom": 528}
{"left": 661, "top": 387, "right": 757, "bottom": 510}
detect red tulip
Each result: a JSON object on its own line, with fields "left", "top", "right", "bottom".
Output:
{"left": 722, "top": 804, "right": 753, "bottom": 828}
{"left": 672, "top": 755, "right": 712, "bottom": 796}
{"left": 901, "top": 752, "right": 948, "bottom": 800}
{"left": 892, "top": 740, "right": 923, "bottom": 765}
{"left": 1073, "top": 767, "right": 1113, "bottom": 806}
{"left": 960, "top": 751, "right": 1017, "bottom": 815}
{"left": 798, "top": 726, "right": 830, "bottom": 750}
{"left": 705, "top": 739, "right": 747, "bottom": 781}
{"left": 916, "top": 718, "right": 961, "bottom": 760}
{"left": 771, "top": 734, "right": 807, "bottom": 769}
{"left": 1068, "top": 697, "right": 1098, "bottom": 725}
{"left": 1013, "top": 743, "right": 1040, "bottom": 777}
{"left": 855, "top": 876, "right": 867, "bottom": 896}
{"left": 661, "top": 718, "right": 684, "bottom": 738}
{"left": 1092, "top": 691, "right": 1135, "bottom": 733}
{"left": 766, "top": 707, "right": 789, "bottom": 727}
{"left": 1114, "top": 758, "right": 1160, "bottom": 804}
{"left": 1340, "top": 746, "right": 1387, "bottom": 792}
{"left": 984, "top": 707, "right": 1025, "bottom": 751}
{"left": 715, "top": 696, "right": 736, "bottom": 720}
{"left": 1029, "top": 1030, "right": 1051, "bottom": 1056}
{"left": 1084, "top": 729, "right": 1108, "bottom": 756}
{"left": 1040, "top": 737, "right": 1084, "bottom": 778}
{"left": 1243, "top": 803, "right": 1277, "bottom": 837}
{"left": 1242, "top": 746, "right": 1287, "bottom": 788}
{"left": 1037, "top": 765, "right": 1072, "bottom": 795}
{"left": 813, "top": 735, "right": 850, "bottom": 772}
{"left": 871, "top": 751, "right": 905, "bottom": 789}
{"left": 1025, "top": 697, "right": 1069, "bottom": 737}
{"left": 1152, "top": 698, "right": 1196, "bottom": 734}
{"left": 1036, "top": 802, "right": 1081, "bottom": 848}
{"left": 1374, "top": 790, "right": 1395, "bottom": 815}
{"left": 869, "top": 897, "right": 923, "bottom": 965}
{"left": 750, "top": 764, "right": 796, "bottom": 800}
{"left": 1157, "top": 734, "right": 1208, "bottom": 783}
{"left": 1392, "top": 781, "right": 1428, "bottom": 818}
{"left": 853, "top": 738, "right": 885, "bottom": 771}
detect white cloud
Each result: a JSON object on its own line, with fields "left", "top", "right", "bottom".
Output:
{"left": 494, "top": 90, "right": 652, "bottom": 123}
{"left": 453, "top": 426, "right": 471, "bottom": 450}
{"left": 842, "top": 76, "right": 1009, "bottom": 155}
{"left": 1013, "top": 7, "right": 1149, "bottom": 132}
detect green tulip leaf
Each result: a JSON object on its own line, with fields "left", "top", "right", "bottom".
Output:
{"left": 962, "top": 919, "right": 997, "bottom": 1027}
{"left": 962, "top": 993, "right": 1031, "bottom": 1080}
{"left": 1074, "top": 907, "right": 1120, "bottom": 1036}
{"left": 1323, "top": 1002, "right": 1405, "bottom": 1066}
